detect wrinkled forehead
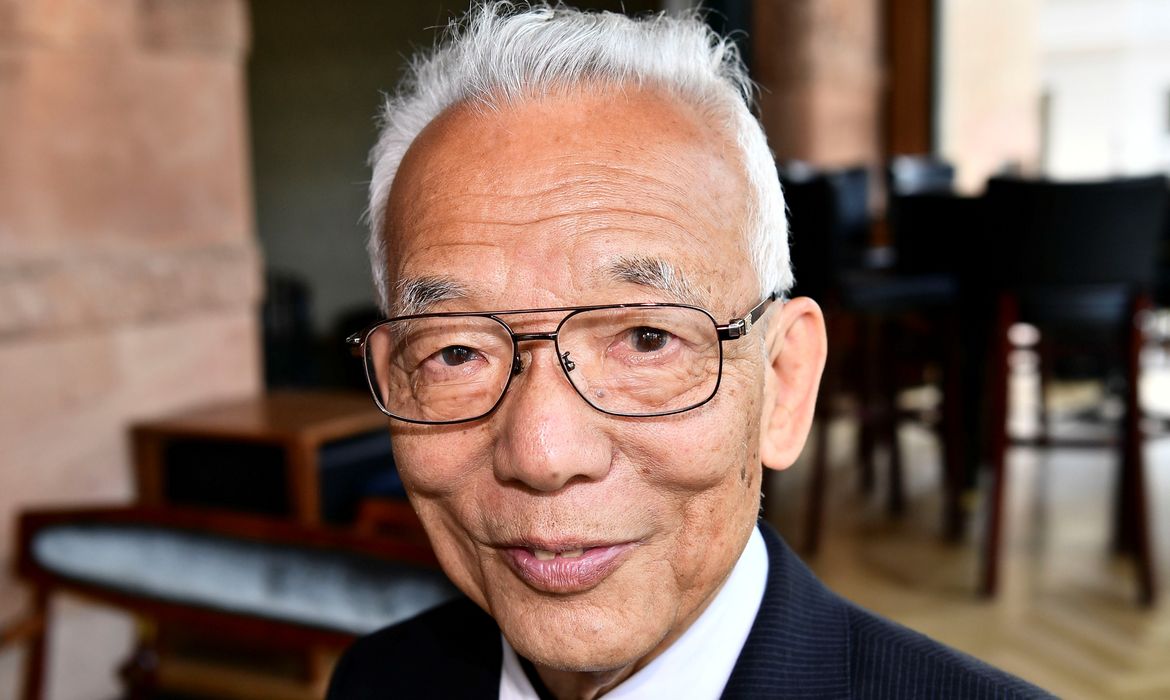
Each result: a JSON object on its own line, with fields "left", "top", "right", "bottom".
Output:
{"left": 381, "top": 87, "right": 755, "bottom": 313}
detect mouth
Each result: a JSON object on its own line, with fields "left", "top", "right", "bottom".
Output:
{"left": 499, "top": 541, "right": 638, "bottom": 594}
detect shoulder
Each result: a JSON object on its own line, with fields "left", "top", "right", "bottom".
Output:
{"left": 844, "top": 604, "right": 1054, "bottom": 699}
{"left": 734, "top": 523, "right": 1053, "bottom": 699}
{"left": 327, "top": 596, "right": 502, "bottom": 700}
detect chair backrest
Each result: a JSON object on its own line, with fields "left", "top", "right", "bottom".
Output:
{"left": 984, "top": 175, "right": 1169, "bottom": 289}
{"left": 887, "top": 155, "right": 956, "bottom": 196}
{"left": 889, "top": 192, "right": 985, "bottom": 276}
{"left": 780, "top": 164, "right": 871, "bottom": 301}
{"left": 885, "top": 157, "right": 965, "bottom": 276}
{"left": 1160, "top": 189, "right": 1170, "bottom": 304}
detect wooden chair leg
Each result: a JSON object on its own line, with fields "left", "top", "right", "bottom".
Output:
{"left": 1123, "top": 293, "right": 1157, "bottom": 606}
{"left": 307, "top": 647, "right": 335, "bottom": 696}
{"left": 0, "top": 611, "right": 43, "bottom": 652}
{"left": 1113, "top": 435, "right": 1137, "bottom": 555}
{"left": 941, "top": 314, "right": 966, "bottom": 542}
{"left": 981, "top": 294, "right": 1017, "bottom": 598}
{"left": 886, "top": 432, "right": 905, "bottom": 517}
{"left": 858, "top": 317, "right": 878, "bottom": 495}
{"left": 1123, "top": 402, "right": 1156, "bottom": 607}
{"left": 1113, "top": 365, "right": 1136, "bottom": 557}
{"left": 119, "top": 624, "right": 161, "bottom": 700}
{"left": 802, "top": 409, "right": 830, "bottom": 555}
{"left": 1036, "top": 337, "right": 1052, "bottom": 446}
{"left": 20, "top": 591, "right": 49, "bottom": 700}
{"left": 876, "top": 318, "right": 905, "bottom": 517}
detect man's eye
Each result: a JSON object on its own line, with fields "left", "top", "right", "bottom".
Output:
{"left": 436, "top": 345, "right": 480, "bottom": 366}
{"left": 627, "top": 327, "right": 673, "bottom": 353}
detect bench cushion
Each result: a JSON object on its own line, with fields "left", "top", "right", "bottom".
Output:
{"left": 32, "top": 525, "right": 457, "bottom": 635}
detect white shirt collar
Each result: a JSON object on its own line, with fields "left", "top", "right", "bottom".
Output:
{"left": 499, "top": 525, "right": 768, "bottom": 699}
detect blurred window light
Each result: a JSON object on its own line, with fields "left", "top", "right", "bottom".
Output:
{"left": 938, "top": 0, "right": 1170, "bottom": 188}
{"left": 1009, "top": 322, "right": 1041, "bottom": 348}
{"left": 1039, "top": 0, "right": 1170, "bottom": 178}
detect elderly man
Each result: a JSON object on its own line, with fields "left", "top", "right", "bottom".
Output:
{"left": 331, "top": 4, "right": 1049, "bottom": 699}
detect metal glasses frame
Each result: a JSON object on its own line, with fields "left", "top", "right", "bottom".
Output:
{"left": 346, "top": 293, "right": 778, "bottom": 425}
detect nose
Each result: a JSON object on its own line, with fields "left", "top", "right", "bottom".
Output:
{"left": 492, "top": 344, "right": 612, "bottom": 492}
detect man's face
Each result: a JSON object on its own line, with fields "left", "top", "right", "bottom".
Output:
{"left": 383, "top": 88, "right": 768, "bottom": 674}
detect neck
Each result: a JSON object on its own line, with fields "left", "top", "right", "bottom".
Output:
{"left": 531, "top": 665, "right": 631, "bottom": 700}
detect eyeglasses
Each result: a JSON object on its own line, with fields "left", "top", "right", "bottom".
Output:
{"left": 346, "top": 294, "right": 777, "bottom": 425}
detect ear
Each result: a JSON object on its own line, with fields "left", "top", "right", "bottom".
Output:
{"left": 758, "top": 296, "right": 828, "bottom": 471}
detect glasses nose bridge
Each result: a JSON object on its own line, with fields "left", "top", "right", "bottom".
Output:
{"left": 512, "top": 330, "right": 559, "bottom": 343}
{"left": 508, "top": 329, "right": 563, "bottom": 376}
{"left": 493, "top": 308, "right": 567, "bottom": 345}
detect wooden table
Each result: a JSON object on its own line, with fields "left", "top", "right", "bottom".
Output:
{"left": 131, "top": 391, "right": 389, "bottom": 525}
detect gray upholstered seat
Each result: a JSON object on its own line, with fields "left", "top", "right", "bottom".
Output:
{"left": 32, "top": 525, "right": 458, "bottom": 634}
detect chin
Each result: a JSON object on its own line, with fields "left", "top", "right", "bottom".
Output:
{"left": 513, "top": 634, "right": 657, "bottom": 675}
{"left": 500, "top": 597, "right": 670, "bottom": 673}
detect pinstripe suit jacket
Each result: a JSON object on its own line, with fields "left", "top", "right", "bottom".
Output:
{"left": 328, "top": 522, "right": 1052, "bottom": 699}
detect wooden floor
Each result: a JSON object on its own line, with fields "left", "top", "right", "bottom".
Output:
{"left": 765, "top": 378, "right": 1170, "bottom": 699}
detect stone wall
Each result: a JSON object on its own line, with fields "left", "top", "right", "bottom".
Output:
{"left": 0, "top": 0, "right": 261, "bottom": 696}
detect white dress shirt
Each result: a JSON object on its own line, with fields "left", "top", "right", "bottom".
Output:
{"left": 499, "top": 526, "right": 768, "bottom": 699}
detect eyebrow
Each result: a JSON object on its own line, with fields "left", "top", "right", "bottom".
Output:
{"left": 604, "top": 256, "right": 706, "bottom": 308}
{"left": 392, "top": 257, "right": 704, "bottom": 316}
{"left": 394, "top": 276, "right": 470, "bottom": 316}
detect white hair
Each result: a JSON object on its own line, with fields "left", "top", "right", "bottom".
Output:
{"left": 366, "top": 1, "right": 790, "bottom": 312}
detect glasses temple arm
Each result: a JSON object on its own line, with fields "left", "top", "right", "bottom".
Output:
{"left": 345, "top": 323, "right": 385, "bottom": 358}
{"left": 716, "top": 292, "right": 779, "bottom": 340}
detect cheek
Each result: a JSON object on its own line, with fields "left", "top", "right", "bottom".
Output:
{"left": 636, "top": 408, "right": 762, "bottom": 617}
{"left": 389, "top": 429, "right": 496, "bottom": 597}
{"left": 626, "top": 371, "right": 762, "bottom": 489}
{"left": 390, "top": 426, "right": 488, "bottom": 497}
{"left": 641, "top": 369, "right": 765, "bottom": 560}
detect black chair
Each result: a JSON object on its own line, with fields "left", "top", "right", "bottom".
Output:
{"left": 780, "top": 165, "right": 872, "bottom": 554}
{"left": 882, "top": 189, "right": 987, "bottom": 541}
{"left": 1153, "top": 184, "right": 1170, "bottom": 308}
{"left": 887, "top": 155, "right": 956, "bottom": 196}
{"left": 782, "top": 163, "right": 873, "bottom": 303}
{"left": 978, "top": 174, "right": 1169, "bottom": 605}
{"left": 886, "top": 155, "right": 963, "bottom": 277}
{"left": 263, "top": 271, "right": 318, "bottom": 387}
{"left": 782, "top": 164, "right": 965, "bottom": 553}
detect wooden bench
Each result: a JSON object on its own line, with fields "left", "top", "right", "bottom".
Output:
{"left": 4, "top": 505, "right": 455, "bottom": 700}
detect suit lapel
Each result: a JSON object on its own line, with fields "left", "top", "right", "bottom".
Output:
{"left": 720, "top": 522, "right": 852, "bottom": 699}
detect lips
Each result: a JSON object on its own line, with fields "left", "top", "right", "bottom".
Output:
{"left": 500, "top": 541, "right": 637, "bottom": 593}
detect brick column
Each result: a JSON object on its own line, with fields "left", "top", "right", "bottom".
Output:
{"left": 752, "top": 0, "right": 883, "bottom": 169}
{"left": 0, "top": 1, "right": 261, "bottom": 692}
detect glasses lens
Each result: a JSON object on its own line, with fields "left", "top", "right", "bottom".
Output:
{"left": 557, "top": 306, "right": 721, "bottom": 416}
{"left": 365, "top": 316, "right": 513, "bottom": 422}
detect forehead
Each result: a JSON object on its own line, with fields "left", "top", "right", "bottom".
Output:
{"left": 382, "top": 87, "right": 754, "bottom": 310}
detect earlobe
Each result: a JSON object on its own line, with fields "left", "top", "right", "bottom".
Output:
{"left": 758, "top": 297, "right": 828, "bottom": 471}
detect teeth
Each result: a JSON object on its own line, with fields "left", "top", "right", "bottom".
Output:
{"left": 530, "top": 548, "right": 586, "bottom": 560}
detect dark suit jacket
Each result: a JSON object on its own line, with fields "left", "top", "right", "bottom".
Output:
{"left": 328, "top": 522, "right": 1053, "bottom": 699}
